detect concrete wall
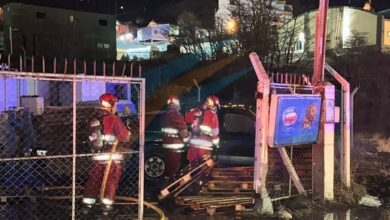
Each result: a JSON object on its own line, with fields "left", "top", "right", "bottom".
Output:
{"left": 3, "top": 3, "right": 116, "bottom": 60}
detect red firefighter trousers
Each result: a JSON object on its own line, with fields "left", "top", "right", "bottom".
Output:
{"left": 186, "top": 145, "right": 211, "bottom": 163}
{"left": 83, "top": 161, "right": 122, "bottom": 203}
{"left": 163, "top": 149, "right": 183, "bottom": 177}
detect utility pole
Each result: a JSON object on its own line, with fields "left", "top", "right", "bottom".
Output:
{"left": 312, "top": 0, "right": 329, "bottom": 84}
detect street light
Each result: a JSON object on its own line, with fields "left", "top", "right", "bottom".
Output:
{"left": 225, "top": 18, "right": 238, "bottom": 35}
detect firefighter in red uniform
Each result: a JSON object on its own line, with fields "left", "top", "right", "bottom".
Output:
{"left": 161, "top": 96, "right": 189, "bottom": 179}
{"left": 186, "top": 96, "right": 220, "bottom": 163}
{"left": 82, "top": 93, "right": 131, "bottom": 215}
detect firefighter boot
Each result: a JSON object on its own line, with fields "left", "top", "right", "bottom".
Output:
{"left": 101, "top": 204, "right": 114, "bottom": 217}
{"left": 81, "top": 204, "right": 94, "bottom": 216}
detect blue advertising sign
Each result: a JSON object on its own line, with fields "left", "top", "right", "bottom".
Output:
{"left": 268, "top": 94, "right": 322, "bottom": 147}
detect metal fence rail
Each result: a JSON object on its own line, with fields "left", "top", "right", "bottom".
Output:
{"left": 0, "top": 71, "right": 145, "bottom": 219}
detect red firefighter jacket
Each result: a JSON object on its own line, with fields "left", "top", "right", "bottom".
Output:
{"left": 160, "top": 109, "right": 189, "bottom": 152}
{"left": 185, "top": 107, "right": 219, "bottom": 150}
{"left": 92, "top": 111, "right": 131, "bottom": 161}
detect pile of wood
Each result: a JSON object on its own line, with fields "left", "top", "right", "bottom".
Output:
{"left": 201, "top": 166, "right": 253, "bottom": 195}
{"left": 175, "top": 195, "right": 252, "bottom": 216}
{"left": 158, "top": 156, "right": 215, "bottom": 200}
{"left": 174, "top": 166, "right": 254, "bottom": 216}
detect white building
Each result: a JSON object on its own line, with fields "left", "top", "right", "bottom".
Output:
{"left": 283, "top": 6, "right": 385, "bottom": 57}
{"left": 116, "top": 20, "right": 179, "bottom": 60}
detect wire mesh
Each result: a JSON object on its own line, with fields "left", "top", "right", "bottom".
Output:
{"left": 0, "top": 72, "right": 144, "bottom": 219}
{"left": 267, "top": 146, "right": 312, "bottom": 200}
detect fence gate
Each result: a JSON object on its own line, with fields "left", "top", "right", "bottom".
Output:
{"left": 266, "top": 73, "right": 314, "bottom": 201}
{"left": 0, "top": 70, "right": 145, "bottom": 219}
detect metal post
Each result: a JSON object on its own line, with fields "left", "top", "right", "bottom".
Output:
{"left": 350, "top": 87, "right": 359, "bottom": 150}
{"left": 9, "top": 26, "right": 13, "bottom": 55}
{"left": 72, "top": 76, "right": 77, "bottom": 220}
{"left": 193, "top": 79, "right": 201, "bottom": 103}
{"left": 138, "top": 79, "right": 145, "bottom": 219}
{"left": 325, "top": 64, "right": 351, "bottom": 188}
{"left": 312, "top": 0, "right": 329, "bottom": 84}
{"left": 249, "top": 52, "right": 273, "bottom": 214}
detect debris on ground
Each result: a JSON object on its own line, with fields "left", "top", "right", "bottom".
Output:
{"left": 276, "top": 206, "right": 292, "bottom": 219}
{"left": 358, "top": 195, "right": 382, "bottom": 208}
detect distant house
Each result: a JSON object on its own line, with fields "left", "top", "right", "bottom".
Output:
{"left": 281, "top": 6, "right": 388, "bottom": 59}
{"left": 116, "top": 20, "right": 138, "bottom": 60}
{"left": 1, "top": 3, "right": 116, "bottom": 60}
{"left": 116, "top": 20, "right": 179, "bottom": 60}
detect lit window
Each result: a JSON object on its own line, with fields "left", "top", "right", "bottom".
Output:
{"left": 97, "top": 43, "right": 103, "bottom": 48}
{"left": 295, "top": 41, "right": 303, "bottom": 51}
{"left": 69, "top": 15, "right": 74, "bottom": 23}
{"left": 99, "top": 19, "right": 108, "bottom": 26}
{"left": 387, "top": 31, "right": 390, "bottom": 37}
{"left": 36, "top": 12, "right": 46, "bottom": 19}
{"left": 103, "top": 43, "right": 110, "bottom": 49}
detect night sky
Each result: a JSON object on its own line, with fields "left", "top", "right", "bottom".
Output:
{"left": 1, "top": 0, "right": 390, "bottom": 25}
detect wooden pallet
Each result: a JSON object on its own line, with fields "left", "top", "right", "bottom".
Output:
{"left": 158, "top": 156, "right": 215, "bottom": 200}
{"left": 176, "top": 195, "right": 253, "bottom": 216}
{"left": 207, "top": 180, "right": 253, "bottom": 190}
{"left": 200, "top": 166, "right": 255, "bottom": 195}
{"left": 201, "top": 187, "right": 252, "bottom": 195}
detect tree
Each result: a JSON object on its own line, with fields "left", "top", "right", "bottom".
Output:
{"left": 226, "top": 0, "right": 278, "bottom": 63}
{"left": 176, "top": 12, "right": 208, "bottom": 60}
{"left": 175, "top": 12, "right": 231, "bottom": 61}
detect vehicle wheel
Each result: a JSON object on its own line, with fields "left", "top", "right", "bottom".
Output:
{"left": 144, "top": 152, "right": 165, "bottom": 181}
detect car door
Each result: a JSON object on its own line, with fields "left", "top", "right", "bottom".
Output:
{"left": 217, "top": 109, "right": 255, "bottom": 166}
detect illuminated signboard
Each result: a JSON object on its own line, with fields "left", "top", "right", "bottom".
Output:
{"left": 268, "top": 94, "right": 322, "bottom": 147}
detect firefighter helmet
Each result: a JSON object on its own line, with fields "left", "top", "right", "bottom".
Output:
{"left": 167, "top": 95, "right": 180, "bottom": 109}
{"left": 205, "top": 96, "right": 220, "bottom": 111}
{"left": 99, "top": 93, "right": 118, "bottom": 110}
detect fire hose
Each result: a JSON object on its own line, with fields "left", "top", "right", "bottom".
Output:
{"left": 37, "top": 188, "right": 166, "bottom": 220}
{"left": 36, "top": 140, "right": 166, "bottom": 220}
{"left": 99, "top": 140, "right": 118, "bottom": 201}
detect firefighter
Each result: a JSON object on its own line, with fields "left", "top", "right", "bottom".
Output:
{"left": 82, "top": 93, "right": 131, "bottom": 215}
{"left": 186, "top": 96, "right": 220, "bottom": 163}
{"left": 161, "top": 95, "right": 189, "bottom": 179}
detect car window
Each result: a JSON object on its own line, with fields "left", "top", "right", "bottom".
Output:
{"left": 223, "top": 113, "right": 254, "bottom": 135}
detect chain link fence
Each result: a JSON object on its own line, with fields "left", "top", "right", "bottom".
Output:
{"left": 265, "top": 75, "right": 313, "bottom": 200}
{"left": 267, "top": 146, "right": 312, "bottom": 200}
{"left": 0, "top": 71, "right": 145, "bottom": 219}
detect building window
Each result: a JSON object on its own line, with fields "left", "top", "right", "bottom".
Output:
{"left": 230, "top": 0, "right": 237, "bottom": 5}
{"left": 97, "top": 43, "right": 103, "bottom": 48}
{"left": 99, "top": 19, "right": 108, "bottom": 26}
{"left": 295, "top": 40, "right": 303, "bottom": 51}
{"left": 69, "top": 15, "right": 74, "bottom": 23}
{"left": 36, "top": 12, "right": 46, "bottom": 19}
{"left": 154, "top": 30, "right": 158, "bottom": 35}
{"left": 103, "top": 43, "right": 110, "bottom": 49}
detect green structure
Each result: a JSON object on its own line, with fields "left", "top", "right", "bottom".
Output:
{"left": 2, "top": 3, "right": 116, "bottom": 60}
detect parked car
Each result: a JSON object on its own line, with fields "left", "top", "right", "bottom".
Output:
{"left": 142, "top": 104, "right": 256, "bottom": 183}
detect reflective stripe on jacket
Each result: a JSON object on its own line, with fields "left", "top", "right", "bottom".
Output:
{"left": 160, "top": 109, "right": 188, "bottom": 152}
{"left": 186, "top": 108, "right": 219, "bottom": 150}
{"left": 91, "top": 112, "right": 130, "bottom": 161}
